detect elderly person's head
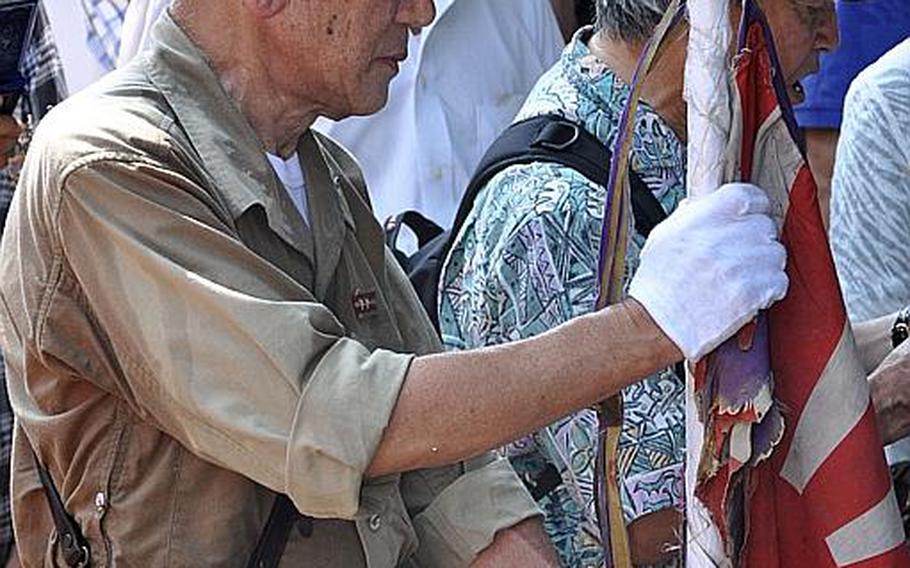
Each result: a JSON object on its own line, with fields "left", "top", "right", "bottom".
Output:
{"left": 591, "top": 0, "right": 837, "bottom": 134}
{"left": 170, "top": 0, "right": 435, "bottom": 155}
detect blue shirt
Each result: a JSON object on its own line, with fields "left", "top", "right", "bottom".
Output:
{"left": 795, "top": 0, "right": 910, "bottom": 129}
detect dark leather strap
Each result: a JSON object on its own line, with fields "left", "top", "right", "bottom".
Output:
{"left": 246, "top": 495, "right": 311, "bottom": 568}
{"left": 454, "top": 115, "right": 666, "bottom": 249}
{"left": 32, "top": 451, "right": 91, "bottom": 567}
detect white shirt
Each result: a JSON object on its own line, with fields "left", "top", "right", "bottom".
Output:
{"left": 117, "top": 0, "right": 170, "bottom": 67}
{"left": 315, "top": 0, "right": 565, "bottom": 228}
{"left": 831, "top": 38, "right": 910, "bottom": 323}
{"left": 44, "top": 1, "right": 109, "bottom": 93}
{"left": 267, "top": 152, "right": 310, "bottom": 225}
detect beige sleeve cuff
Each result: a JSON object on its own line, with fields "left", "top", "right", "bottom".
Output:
{"left": 410, "top": 456, "right": 542, "bottom": 568}
{"left": 286, "top": 339, "right": 414, "bottom": 519}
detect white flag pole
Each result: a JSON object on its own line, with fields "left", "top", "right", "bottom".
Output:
{"left": 684, "top": 0, "right": 733, "bottom": 565}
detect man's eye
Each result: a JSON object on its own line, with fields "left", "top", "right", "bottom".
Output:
{"left": 792, "top": 1, "right": 833, "bottom": 29}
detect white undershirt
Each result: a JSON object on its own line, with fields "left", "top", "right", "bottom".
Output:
{"left": 266, "top": 152, "right": 310, "bottom": 225}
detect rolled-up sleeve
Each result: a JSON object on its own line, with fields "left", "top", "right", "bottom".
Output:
{"left": 400, "top": 454, "right": 541, "bottom": 567}
{"left": 54, "top": 158, "right": 410, "bottom": 518}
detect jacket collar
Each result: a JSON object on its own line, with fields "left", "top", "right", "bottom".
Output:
{"left": 146, "top": 12, "right": 277, "bottom": 222}
{"left": 144, "top": 12, "right": 358, "bottom": 262}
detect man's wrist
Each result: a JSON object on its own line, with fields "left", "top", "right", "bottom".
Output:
{"left": 620, "top": 298, "right": 684, "bottom": 365}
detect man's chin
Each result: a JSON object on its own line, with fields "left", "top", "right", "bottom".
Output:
{"left": 346, "top": 93, "right": 392, "bottom": 119}
{"left": 322, "top": 90, "right": 391, "bottom": 121}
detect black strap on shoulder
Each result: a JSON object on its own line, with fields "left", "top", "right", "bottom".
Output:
{"left": 246, "top": 495, "right": 311, "bottom": 568}
{"left": 32, "top": 450, "right": 91, "bottom": 567}
{"left": 450, "top": 114, "right": 667, "bottom": 255}
{"left": 384, "top": 114, "right": 671, "bottom": 334}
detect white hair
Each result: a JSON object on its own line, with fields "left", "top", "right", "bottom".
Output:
{"left": 595, "top": 0, "right": 673, "bottom": 42}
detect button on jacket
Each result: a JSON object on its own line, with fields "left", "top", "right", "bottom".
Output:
{"left": 0, "top": 13, "right": 538, "bottom": 567}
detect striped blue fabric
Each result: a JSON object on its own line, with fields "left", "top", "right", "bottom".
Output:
{"left": 81, "top": 0, "right": 129, "bottom": 72}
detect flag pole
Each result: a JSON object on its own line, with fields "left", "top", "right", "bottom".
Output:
{"left": 684, "top": 0, "right": 733, "bottom": 564}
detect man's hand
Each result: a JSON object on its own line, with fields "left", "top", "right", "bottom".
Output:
{"left": 629, "top": 183, "right": 789, "bottom": 361}
{"left": 0, "top": 114, "right": 23, "bottom": 169}
{"left": 870, "top": 338, "right": 910, "bottom": 446}
{"left": 472, "top": 518, "right": 560, "bottom": 567}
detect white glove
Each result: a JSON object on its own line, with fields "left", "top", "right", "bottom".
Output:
{"left": 628, "top": 183, "right": 788, "bottom": 361}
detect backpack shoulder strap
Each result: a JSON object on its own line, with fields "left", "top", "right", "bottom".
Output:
{"left": 451, "top": 114, "right": 667, "bottom": 243}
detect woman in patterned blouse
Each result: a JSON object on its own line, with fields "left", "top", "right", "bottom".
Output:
{"left": 439, "top": 0, "right": 837, "bottom": 565}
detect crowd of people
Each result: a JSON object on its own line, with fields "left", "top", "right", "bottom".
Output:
{"left": 0, "top": 0, "right": 908, "bottom": 566}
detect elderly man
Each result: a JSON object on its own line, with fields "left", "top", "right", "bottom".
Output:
{"left": 439, "top": 0, "right": 836, "bottom": 565}
{"left": 0, "top": 0, "right": 787, "bottom": 566}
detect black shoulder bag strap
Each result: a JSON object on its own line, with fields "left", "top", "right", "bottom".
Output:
{"left": 453, "top": 114, "right": 667, "bottom": 243}
{"left": 246, "top": 495, "right": 311, "bottom": 568}
{"left": 31, "top": 449, "right": 91, "bottom": 567}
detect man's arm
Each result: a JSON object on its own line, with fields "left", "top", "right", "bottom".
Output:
{"left": 369, "top": 183, "right": 788, "bottom": 477}
{"left": 42, "top": 159, "right": 782, "bottom": 518}
{"left": 368, "top": 297, "right": 676, "bottom": 477}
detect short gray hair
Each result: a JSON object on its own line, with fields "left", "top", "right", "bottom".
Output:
{"left": 595, "top": 0, "right": 672, "bottom": 43}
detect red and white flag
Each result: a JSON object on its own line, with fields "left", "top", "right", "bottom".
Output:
{"left": 685, "top": 1, "right": 909, "bottom": 566}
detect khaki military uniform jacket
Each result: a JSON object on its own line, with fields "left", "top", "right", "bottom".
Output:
{"left": 0, "top": 13, "right": 538, "bottom": 567}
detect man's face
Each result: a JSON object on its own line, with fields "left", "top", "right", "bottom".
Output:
{"left": 268, "top": 0, "right": 435, "bottom": 119}
{"left": 759, "top": 0, "right": 838, "bottom": 104}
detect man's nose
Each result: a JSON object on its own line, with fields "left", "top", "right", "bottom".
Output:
{"left": 397, "top": 0, "right": 436, "bottom": 31}
{"left": 815, "top": 6, "right": 839, "bottom": 53}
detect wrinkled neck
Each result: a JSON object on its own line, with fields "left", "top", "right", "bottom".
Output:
{"left": 588, "top": 30, "right": 689, "bottom": 141}
{"left": 171, "top": 2, "right": 324, "bottom": 158}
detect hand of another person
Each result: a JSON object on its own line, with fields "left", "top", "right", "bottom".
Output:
{"left": 628, "top": 182, "right": 789, "bottom": 361}
{"left": 870, "top": 338, "right": 910, "bottom": 446}
{"left": 0, "top": 115, "right": 23, "bottom": 170}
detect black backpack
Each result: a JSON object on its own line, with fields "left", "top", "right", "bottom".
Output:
{"left": 385, "top": 114, "right": 669, "bottom": 332}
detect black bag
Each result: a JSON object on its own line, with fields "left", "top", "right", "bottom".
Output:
{"left": 385, "top": 114, "right": 668, "bottom": 332}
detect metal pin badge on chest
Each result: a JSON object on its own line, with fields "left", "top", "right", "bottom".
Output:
{"left": 352, "top": 288, "right": 378, "bottom": 319}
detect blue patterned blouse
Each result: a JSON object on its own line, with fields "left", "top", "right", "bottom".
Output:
{"left": 439, "top": 31, "right": 687, "bottom": 567}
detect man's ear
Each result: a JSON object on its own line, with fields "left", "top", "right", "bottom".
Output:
{"left": 242, "top": 0, "right": 289, "bottom": 18}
